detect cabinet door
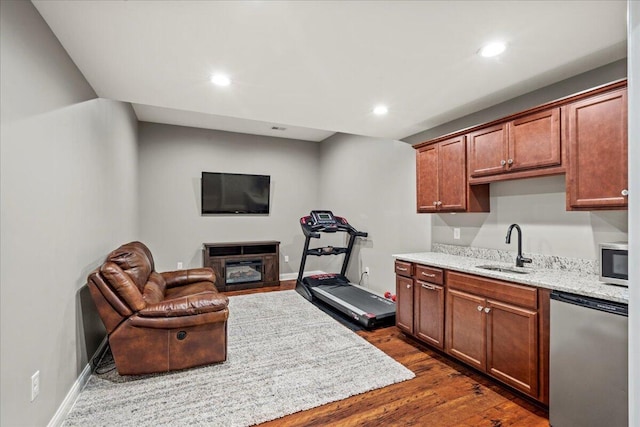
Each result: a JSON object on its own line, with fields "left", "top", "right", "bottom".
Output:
{"left": 508, "top": 108, "right": 561, "bottom": 172}
{"left": 415, "top": 280, "right": 445, "bottom": 349}
{"left": 416, "top": 144, "right": 439, "bottom": 212}
{"left": 468, "top": 124, "right": 507, "bottom": 177}
{"left": 445, "top": 288, "right": 486, "bottom": 371}
{"left": 438, "top": 136, "right": 466, "bottom": 211}
{"left": 208, "top": 259, "right": 225, "bottom": 290}
{"left": 486, "top": 299, "right": 539, "bottom": 397}
{"left": 567, "top": 89, "right": 628, "bottom": 209}
{"left": 263, "top": 255, "right": 278, "bottom": 284}
{"left": 396, "top": 275, "right": 414, "bottom": 334}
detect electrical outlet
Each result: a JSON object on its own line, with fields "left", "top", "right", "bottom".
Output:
{"left": 284, "top": 255, "right": 289, "bottom": 263}
{"left": 365, "top": 266, "right": 370, "bottom": 275}
{"left": 453, "top": 228, "right": 461, "bottom": 240}
{"left": 177, "top": 262, "right": 183, "bottom": 269}
{"left": 31, "top": 370, "right": 40, "bottom": 402}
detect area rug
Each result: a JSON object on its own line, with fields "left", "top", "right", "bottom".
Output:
{"left": 63, "top": 290, "right": 415, "bottom": 426}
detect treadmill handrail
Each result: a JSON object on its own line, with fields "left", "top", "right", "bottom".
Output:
{"left": 296, "top": 211, "right": 368, "bottom": 286}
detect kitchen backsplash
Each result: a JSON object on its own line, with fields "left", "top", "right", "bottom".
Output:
{"left": 432, "top": 243, "right": 597, "bottom": 275}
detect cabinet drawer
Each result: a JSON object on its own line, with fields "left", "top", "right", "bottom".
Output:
{"left": 394, "top": 260, "right": 413, "bottom": 277}
{"left": 446, "top": 271, "right": 537, "bottom": 310}
{"left": 414, "top": 264, "right": 444, "bottom": 285}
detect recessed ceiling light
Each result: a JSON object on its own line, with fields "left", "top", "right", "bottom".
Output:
{"left": 210, "top": 73, "right": 231, "bottom": 86}
{"left": 373, "top": 105, "right": 388, "bottom": 115}
{"left": 479, "top": 42, "right": 506, "bottom": 58}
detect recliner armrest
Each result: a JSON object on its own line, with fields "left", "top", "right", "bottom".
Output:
{"left": 139, "top": 291, "right": 228, "bottom": 317}
{"left": 162, "top": 268, "right": 217, "bottom": 289}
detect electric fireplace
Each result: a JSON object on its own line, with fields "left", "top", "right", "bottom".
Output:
{"left": 225, "top": 259, "right": 263, "bottom": 285}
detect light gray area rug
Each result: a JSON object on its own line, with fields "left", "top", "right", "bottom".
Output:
{"left": 63, "top": 290, "right": 414, "bottom": 426}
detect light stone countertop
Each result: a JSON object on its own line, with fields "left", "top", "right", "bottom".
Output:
{"left": 392, "top": 251, "right": 629, "bottom": 304}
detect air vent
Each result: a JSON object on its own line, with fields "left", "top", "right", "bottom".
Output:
{"left": 271, "top": 126, "right": 287, "bottom": 131}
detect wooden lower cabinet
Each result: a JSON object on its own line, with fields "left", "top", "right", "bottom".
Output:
{"left": 486, "top": 299, "right": 538, "bottom": 397}
{"left": 414, "top": 280, "right": 445, "bottom": 349}
{"left": 396, "top": 262, "right": 548, "bottom": 403}
{"left": 445, "top": 288, "right": 486, "bottom": 370}
{"left": 445, "top": 271, "right": 542, "bottom": 401}
{"left": 396, "top": 275, "right": 414, "bottom": 334}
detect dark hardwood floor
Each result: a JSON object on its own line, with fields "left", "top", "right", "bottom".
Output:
{"left": 224, "top": 282, "right": 550, "bottom": 427}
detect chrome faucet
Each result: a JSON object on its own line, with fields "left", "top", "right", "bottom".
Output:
{"left": 505, "top": 224, "right": 532, "bottom": 268}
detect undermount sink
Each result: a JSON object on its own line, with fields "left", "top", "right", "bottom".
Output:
{"left": 476, "top": 265, "right": 532, "bottom": 274}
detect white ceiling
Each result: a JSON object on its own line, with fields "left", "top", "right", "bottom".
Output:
{"left": 32, "top": 1, "right": 627, "bottom": 142}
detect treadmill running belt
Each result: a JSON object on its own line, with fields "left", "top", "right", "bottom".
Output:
{"left": 316, "top": 284, "right": 395, "bottom": 314}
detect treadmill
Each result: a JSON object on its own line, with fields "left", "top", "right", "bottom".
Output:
{"left": 295, "top": 210, "right": 395, "bottom": 329}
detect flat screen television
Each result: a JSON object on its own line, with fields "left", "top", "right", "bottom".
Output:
{"left": 201, "top": 172, "right": 270, "bottom": 215}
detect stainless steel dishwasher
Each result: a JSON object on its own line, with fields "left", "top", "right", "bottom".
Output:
{"left": 550, "top": 291, "right": 628, "bottom": 427}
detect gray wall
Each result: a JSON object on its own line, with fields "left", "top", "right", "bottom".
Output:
{"left": 318, "top": 133, "right": 430, "bottom": 295}
{"left": 137, "top": 124, "right": 430, "bottom": 296}
{"left": 0, "top": 1, "right": 138, "bottom": 426}
{"left": 432, "top": 175, "right": 628, "bottom": 261}
{"left": 627, "top": 1, "right": 639, "bottom": 425}
{"left": 137, "top": 122, "right": 321, "bottom": 277}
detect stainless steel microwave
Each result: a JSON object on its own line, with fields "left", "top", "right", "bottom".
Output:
{"left": 599, "top": 242, "right": 628, "bottom": 286}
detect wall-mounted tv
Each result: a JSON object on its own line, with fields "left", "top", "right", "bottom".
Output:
{"left": 201, "top": 172, "right": 270, "bottom": 215}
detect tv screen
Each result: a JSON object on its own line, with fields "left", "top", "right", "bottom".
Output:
{"left": 201, "top": 172, "right": 270, "bottom": 214}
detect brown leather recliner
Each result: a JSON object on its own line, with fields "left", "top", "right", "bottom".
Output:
{"left": 87, "top": 241, "right": 229, "bottom": 375}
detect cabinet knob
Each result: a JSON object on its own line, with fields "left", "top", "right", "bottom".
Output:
{"left": 621, "top": 189, "right": 629, "bottom": 196}
{"left": 433, "top": 201, "right": 438, "bottom": 206}
{"left": 477, "top": 305, "right": 483, "bottom": 311}
{"left": 484, "top": 307, "right": 491, "bottom": 313}
{"left": 507, "top": 158, "right": 513, "bottom": 165}
{"left": 500, "top": 159, "right": 506, "bottom": 166}
{"left": 407, "top": 284, "right": 411, "bottom": 289}
{"left": 437, "top": 201, "right": 443, "bottom": 206}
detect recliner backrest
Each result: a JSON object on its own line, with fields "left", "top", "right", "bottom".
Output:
{"left": 98, "top": 241, "right": 160, "bottom": 312}
{"left": 107, "top": 241, "right": 155, "bottom": 291}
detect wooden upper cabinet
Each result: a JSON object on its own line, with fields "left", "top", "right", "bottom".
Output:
{"left": 416, "top": 136, "right": 489, "bottom": 213}
{"left": 416, "top": 144, "right": 439, "bottom": 212}
{"left": 566, "top": 88, "right": 628, "bottom": 210}
{"left": 509, "top": 108, "right": 561, "bottom": 172}
{"left": 468, "top": 124, "right": 508, "bottom": 178}
{"left": 468, "top": 108, "right": 562, "bottom": 183}
{"left": 438, "top": 137, "right": 467, "bottom": 211}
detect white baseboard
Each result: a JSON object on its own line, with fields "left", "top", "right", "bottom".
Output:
{"left": 48, "top": 337, "right": 109, "bottom": 427}
{"left": 279, "top": 270, "right": 325, "bottom": 281}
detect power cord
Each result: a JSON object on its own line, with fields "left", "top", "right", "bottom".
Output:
{"left": 91, "top": 344, "right": 116, "bottom": 374}
{"left": 358, "top": 271, "right": 368, "bottom": 285}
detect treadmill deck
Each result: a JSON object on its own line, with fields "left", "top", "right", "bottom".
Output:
{"left": 301, "top": 275, "right": 396, "bottom": 328}
{"left": 313, "top": 284, "right": 395, "bottom": 315}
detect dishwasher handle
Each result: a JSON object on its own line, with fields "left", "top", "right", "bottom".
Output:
{"left": 551, "top": 291, "right": 628, "bottom": 316}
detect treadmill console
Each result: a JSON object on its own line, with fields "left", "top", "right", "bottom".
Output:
{"left": 311, "top": 210, "right": 338, "bottom": 225}
{"left": 300, "top": 210, "right": 354, "bottom": 236}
